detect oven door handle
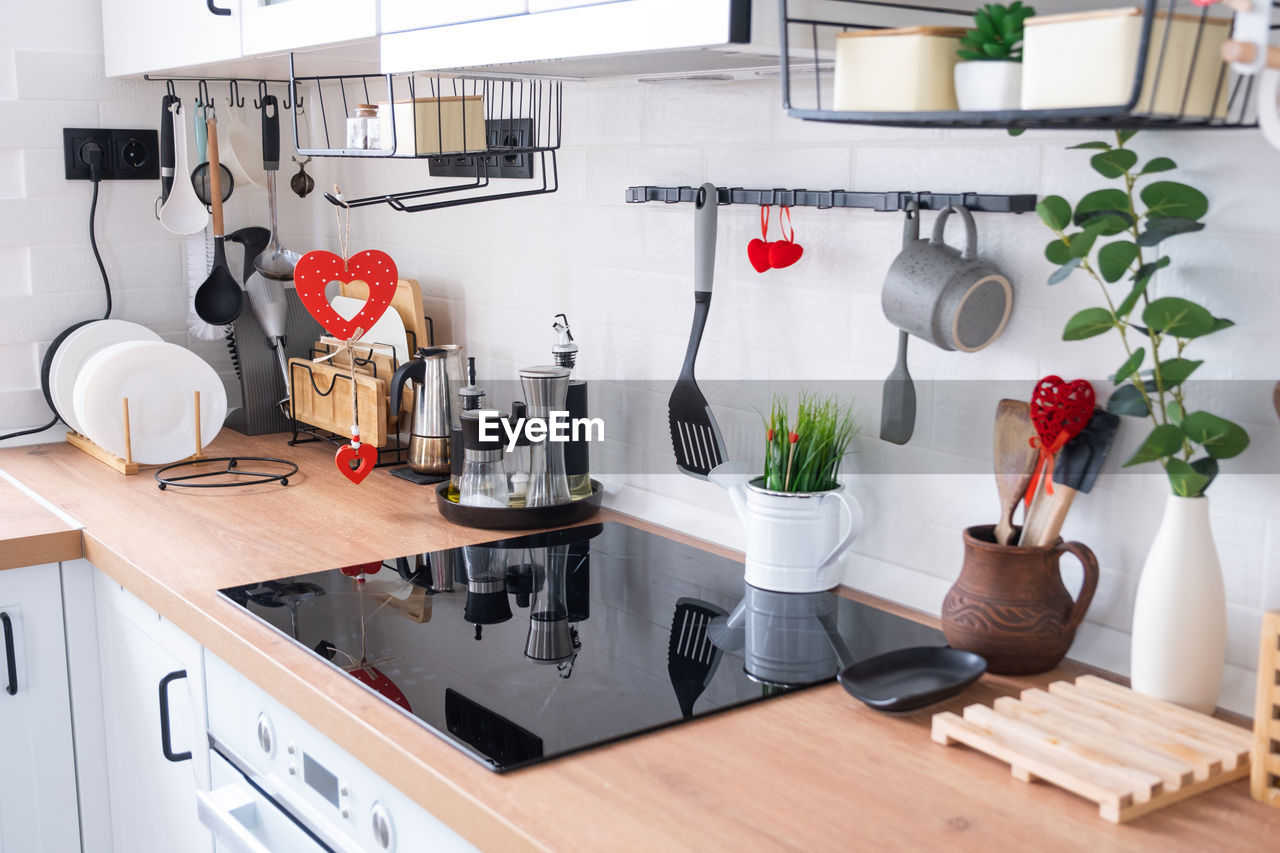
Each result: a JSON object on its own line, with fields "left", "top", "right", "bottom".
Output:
{"left": 196, "top": 784, "right": 278, "bottom": 853}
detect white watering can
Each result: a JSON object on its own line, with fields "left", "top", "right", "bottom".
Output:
{"left": 709, "top": 462, "right": 864, "bottom": 593}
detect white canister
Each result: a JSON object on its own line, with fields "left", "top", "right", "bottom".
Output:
{"left": 833, "top": 26, "right": 966, "bottom": 112}
{"left": 739, "top": 480, "right": 863, "bottom": 593}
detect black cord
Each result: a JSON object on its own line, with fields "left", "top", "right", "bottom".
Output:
{"left": 0, "top": 143, "right": 111, "bottom": 443}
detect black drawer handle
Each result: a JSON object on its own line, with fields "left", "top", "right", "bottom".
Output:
{"left": 206, "top": 0, "right": 232, "bottom": 16}
{"left": 159, "top": 669, "right": 192, "bottom": 762}
{"left": 1, "top": 612, "right": 15, "bottom": 696}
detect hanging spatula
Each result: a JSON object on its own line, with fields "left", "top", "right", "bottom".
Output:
{"left": 993, "top": 398, "right": 1038, "bottom": 546}
{"left": 668, "top": 182, "right": 727, "bottom": 478}
{"left": 1020, "top": 409, "right": 1121, "bottom": 547}
{"left": 879, "top": 203, "right": 920, "bottom": 445}
{"left": 667, "top": 597, "right": 728, "bottom": 719}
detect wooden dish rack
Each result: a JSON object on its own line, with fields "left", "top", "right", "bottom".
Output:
{"left": 288, "top": 278, "right": 429, "bottom": 458}
{"left": 67, "top": 391, "right": 208, "bottom": 475}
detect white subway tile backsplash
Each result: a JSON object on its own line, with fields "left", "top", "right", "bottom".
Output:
{"left": 0, "top": 246, "right": 32, "bottom": 297}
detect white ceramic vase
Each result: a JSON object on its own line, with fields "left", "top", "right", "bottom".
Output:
{"left": 1130, "top": 495, "right": 1226, "bottom": 713}
{"left": 954, "top": 60, "right": 1023, "bottom": 111}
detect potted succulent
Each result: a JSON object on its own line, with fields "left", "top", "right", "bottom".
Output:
{"left": 1035, "top": 130, "right": 1249, "bottom": 713}
{"left": 955, "top": 2, "right": 1035, "bottom": 111}
{"left": 710, "top": 394, "right": 862, "bottom": 594}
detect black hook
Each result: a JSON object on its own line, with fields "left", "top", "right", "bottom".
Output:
{"left": 196, "top": 79, "right": 210, "bottom": 108}
{"left": 165, "top": 79, "right": 176, "bottom": 98}
{"left": 229, "top": 80, "right": 244, "bottom": 108}
{"left": 281, "top": 81, "right": 298, "bottom": 110}
{"left": 254, "top": 80, "right": 268, "bottom": 109}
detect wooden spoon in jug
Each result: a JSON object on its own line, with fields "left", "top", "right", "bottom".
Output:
{"left": 993, "top": 399, "right": 1038, "bottom": 546}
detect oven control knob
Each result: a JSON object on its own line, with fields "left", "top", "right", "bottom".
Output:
{"left": 255, "top": 713, "right": 275, "bottom": 757}
{"left": 370, "top": 801, "right": 395, "bottom": 851}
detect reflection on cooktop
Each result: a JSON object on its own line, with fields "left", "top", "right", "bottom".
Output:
{"left": 219, "top": 522, "right": 944, "bottom": 771}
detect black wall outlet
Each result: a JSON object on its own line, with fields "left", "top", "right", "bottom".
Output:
{"left": 427, "top": 119, "right": 535, "bottom": 180}
{"left": 63, "top": 128, "right": 160, "bottom": 180}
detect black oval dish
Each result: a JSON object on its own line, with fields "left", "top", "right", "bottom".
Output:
{"left": 837, "top": 646, "right": 986, "bottom": 713}
{"left": 435, "top": 480, "right": 604, "bottom": 530}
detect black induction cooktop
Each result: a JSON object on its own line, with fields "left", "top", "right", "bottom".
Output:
{"left": 219, "top": 522, "right": 943, "bottom": 771}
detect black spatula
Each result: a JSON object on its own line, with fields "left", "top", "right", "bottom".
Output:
{"left": 668, "top": 597, "right": 729, "bottom": 719}
{"left": 668, "top": 182, "right": 727, "bottom": 478}
{"left": 1020, "top": 409, "right": 1121, "bottom": 547}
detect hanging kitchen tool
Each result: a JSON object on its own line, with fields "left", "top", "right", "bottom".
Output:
{"left": 879, "top": 202, "right": 920, "bottom": 445}
{"left": 667, "top": 597, "right": 728, "bottom": 718}
{"left": 992, "top": 398, "right": 1039, "bottom": 546}
{"left": 668, "top": 182, "right": 728, "bottom": 478}
{"left": 193, "top": 110, "right": 244, "bottom": 326}
{"left": 1020, "top": 409, "right": 1120, "bottom": 548}
{"left": 1018, "top": 376, "right": 1096, "bottom": 541}
{"left": 191, "top": 99, "right": 234, "bottom": 206}
{"left": 157, "top": 92, "right": 177, "bottom": 213}
{"left": 255, "top": 95, "right": 301, "bottom": 281}
{"left": 290, "top": 156, "right": 314, "bottom": 198}
{"left": 159, "top": 102, "right": 208, "bottom": 235}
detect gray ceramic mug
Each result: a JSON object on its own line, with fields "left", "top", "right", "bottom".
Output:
{"left": 881, "top": 206, "right": 1013, "bottom": 353}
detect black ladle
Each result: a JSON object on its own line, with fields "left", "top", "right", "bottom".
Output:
{"left": 193, "top": 113, "right": 243, "bottom": 326}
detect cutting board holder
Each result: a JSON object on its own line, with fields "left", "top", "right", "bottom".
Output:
{"left": 933, "top": 674, "right": 1253, "bottom": 823}
{"left": 1252, "top": 610, "right": 1280, "bottom": 810}
{"left": 66, "top": 392, "right": 208, "bottom": 476}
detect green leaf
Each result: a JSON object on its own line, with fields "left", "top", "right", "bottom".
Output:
{"left": 958, "top": 49, "right": 986, "bottom": 60}
{"left": 1166, "top": 458, "right": 1210, "bottom": 497}
{"left": 1131, "top": 256, "right": 1171, "bottom": 287}
{"left": 1069, "top": 229, "right": 1098, "bottom": 258}
{"left": 1063, "top": 306, "right": 1114, "bottom": 339}
{"left": 1049, "top": 257, "right": 1082, "bottom": 285}
{"left": 1117, "top": 129, "right": 1139, "bottom": 144}
{"left": 1205, "top": 316, "right": 1235, "bottom": 335}
{"left": 988, "top": 3, "right": 1006, "bottom": 24}
{"left": 1154, "top": 357, "right": 1202, "bottom": 389}
{"left": 1110, "top": 347, "right": 1145, "bottom": 383}
{"left": 1036, "top": 196, "right": 1072, "bottom": 231}
{"left": 1166, "top": 399, "right": 1184, "bottom": 426}
{"left": 1141, "top": 181, "right": 1208, "bottom": 221}
{"left": 1007, "top": 127, "right": 1025, "bottom": 137}
{"left": 1106, "top": 383, "right": 1152, "bottom": 417}
{"left": 1044, "top": 238, "right": 1071, "bottom": 265}
{"left": 1115, "top": 278, "right": 1151, "bottom": 318}
{"left": 1124, "top": 424, "right": 1185, "bottom": 467}
{"left": 976, "top": 14, "right": 996, "bottom": 38}
{"left": 1180, "top": 412, "right": 1249, "bottom": 460}
{"left": 1091, "top": 148, "right": 1138, "bottom": 178}
{"left": 1068, "top": 141, "right": 1112, "bottom": 150}
{"left": 1140, "top": 156, "right": 1176, "bottom": 175}
{"left": 1097, "top": 240, "right": 1139, "bottom": 283}
{"left": 1191, "top": 457, "right": 1220, "bottom": 491}
{"left": 1074, "top": 189, "right": 1131, "bottom": 224}
{"left": 1142, "top": 297, "right": 1214, "bottom": 337}
{"left": 982, "top": 42, "right": 1008, "bottom": 58}
{"left": 1136, "top": 217, "right": 1205, "bottom": 246}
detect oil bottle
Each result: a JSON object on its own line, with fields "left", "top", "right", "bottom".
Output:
{"left": 552, "top": 314, "right": 593, "bottom": 501}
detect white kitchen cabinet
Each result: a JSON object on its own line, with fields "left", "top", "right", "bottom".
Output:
{"left": 381, "top": 0, "right": 528, "bottom": 34}
{"left": 94, "top": 568, "right": 213, "bottom": 853}
{"left": 240, "top": 0, "right": 378, "bottom": 56}
{"left": 527, "top": 0, "right": 615, "bottom": 11}
{"left": 101, "top": 0, "right": 244, "bottom": 77}
{"left": 0, "top": 564, "right": 80, "bottom": 853}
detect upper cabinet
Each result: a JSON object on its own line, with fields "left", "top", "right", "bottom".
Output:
{"left": 102, "top": 0, "right": 244, "bottom": 77}
{"left": 240, "top": 0, "right": 378, "bottom": 57}
{"left": 380, "top": 1, "right": 528, "bottom": 34}
{"left": 379, "top": 0, "right": 766, "bottom": 78}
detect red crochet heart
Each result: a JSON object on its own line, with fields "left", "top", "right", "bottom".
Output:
{"left": 1030, "top": 375, "right": 1096, "bottom": 449}
{"left": 769, "top": 240, "right": 804, "bottom": 269}
{"left": 336, "top": 442, "right": 377, "bottom": 484}
{"left": 294, "top": 249, "right": 398, "bottom": 341}
{"left": 748, "top": 238, "right": 772, "bottom": 273}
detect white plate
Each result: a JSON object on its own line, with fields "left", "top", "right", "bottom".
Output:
{"left": 50, "top": 319, "right": 162, "bottom": 434}
{"left": 331, "top": 295, "right": 410, "bottom": 367}
{"left": 73, "top": 341, "right": 228, "bottom": 465}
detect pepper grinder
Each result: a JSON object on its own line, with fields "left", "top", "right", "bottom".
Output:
{"left": 448, "top": 357, "right": 485, "bottom": 502}
{"left": 519, "top": 365, "right": 571, "bottom": 507}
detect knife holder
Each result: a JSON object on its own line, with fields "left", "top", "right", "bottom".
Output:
{"left": 66, "top": 392, "right": 207, "bottom": 475}
{"left": 224, "top": 286, "right": 323, "bottom": 437}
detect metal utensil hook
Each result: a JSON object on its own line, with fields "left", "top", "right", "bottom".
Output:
{"left": 229, "top": 80, "right": 244, "bottom": 108}
{"left": 281, "top": 82, "right": 297, "bottom": 111}
{"left": 165, "top": 79, "right": 177, "bottom": 98}
{"left": 254, "top": 80, "right": 268, "bottom": 109}
{"left": 196, "top": 79, "right": 210, "bottom": 108}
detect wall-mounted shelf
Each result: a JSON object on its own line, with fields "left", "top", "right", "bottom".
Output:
{"left": 779, "top": 0, "right": 1275, "bottom": 130}
{"left": 626, "top": 186, "right": 1036, "bottom": 214}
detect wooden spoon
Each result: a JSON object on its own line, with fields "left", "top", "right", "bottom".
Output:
{"left": 993, "top": 399, "right": 1038, "bottom": 546}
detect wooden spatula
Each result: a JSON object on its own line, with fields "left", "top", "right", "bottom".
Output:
{"left": 993, "top": 399, "right": 1038, "bottom": 546}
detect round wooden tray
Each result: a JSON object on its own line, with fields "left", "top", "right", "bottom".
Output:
{"left": 434, "top": 480, "right": 604, "bottom": 530}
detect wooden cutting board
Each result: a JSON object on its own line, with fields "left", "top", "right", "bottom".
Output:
{"left": 933, "top": 674, "right": 1253, "bottom": 823}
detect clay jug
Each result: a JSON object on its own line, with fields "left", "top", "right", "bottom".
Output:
{"left": 942, "top": 524, "right": 1098, "bottom": 674}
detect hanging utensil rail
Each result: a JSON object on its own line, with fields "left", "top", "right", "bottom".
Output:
{"left": 626, "top": 186, "right": 1036, "bottom": 214}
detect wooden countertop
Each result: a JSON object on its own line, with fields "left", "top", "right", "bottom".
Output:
{"left": 0, "top": 472, "right": 82, "bottom": 570}
{"left": 1, "top": 433, "right": 1277, "bottom": 851}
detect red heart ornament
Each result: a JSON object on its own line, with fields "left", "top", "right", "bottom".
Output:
{"left": 336, "top": 442, "right": 377, "bottom": 484}
{"left": 294, "top": 249, "right": 398, "bottom": 341}
{"left": 768, "top": 240, "right": 804, "bottom": 269}
{"left": 350, "top": 665, "right": 412, "bottom": 712}
{"left": 747, "top": 238, "right": 772, "bottom": 273}
{"left": 340, "top": 560, "right": 383, "bottom": 578}
{"left": 1030, "top": 375, "right": 1096, "bottom": 449}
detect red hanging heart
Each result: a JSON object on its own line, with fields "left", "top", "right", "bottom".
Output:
{"left": 768, "top": 240, "right": 804, "bottom": 269}
{"left": 350, "top": 665, "right": 412, "bottom": 712}
{"left": 340, "top": 561, "right": 383, "bottom": 578}
{"left": 294, "top": 249, "right": 398, "bottom": 341}
{"left": 1030, "top": 375, "right": 1096, "bottom": 448}
{"left": 336, "top": 442, "right": 377, "bottom": 484}
{"left": 748, "top": 238, "right": 772, "bottom": 273}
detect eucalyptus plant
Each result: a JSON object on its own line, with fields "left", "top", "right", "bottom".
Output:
{"left": 1036, "top": 130, "right": 1248, "bottom": 497}
{"left": 958, "top": 2, "right": 1035, "bottom": 62}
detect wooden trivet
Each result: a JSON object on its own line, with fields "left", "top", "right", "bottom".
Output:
{"left": 1253, "top": 611, "right": 1280, "bottom": 810}
{"left": 932, "top": 674, "right": 1253, "bottom": 823}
